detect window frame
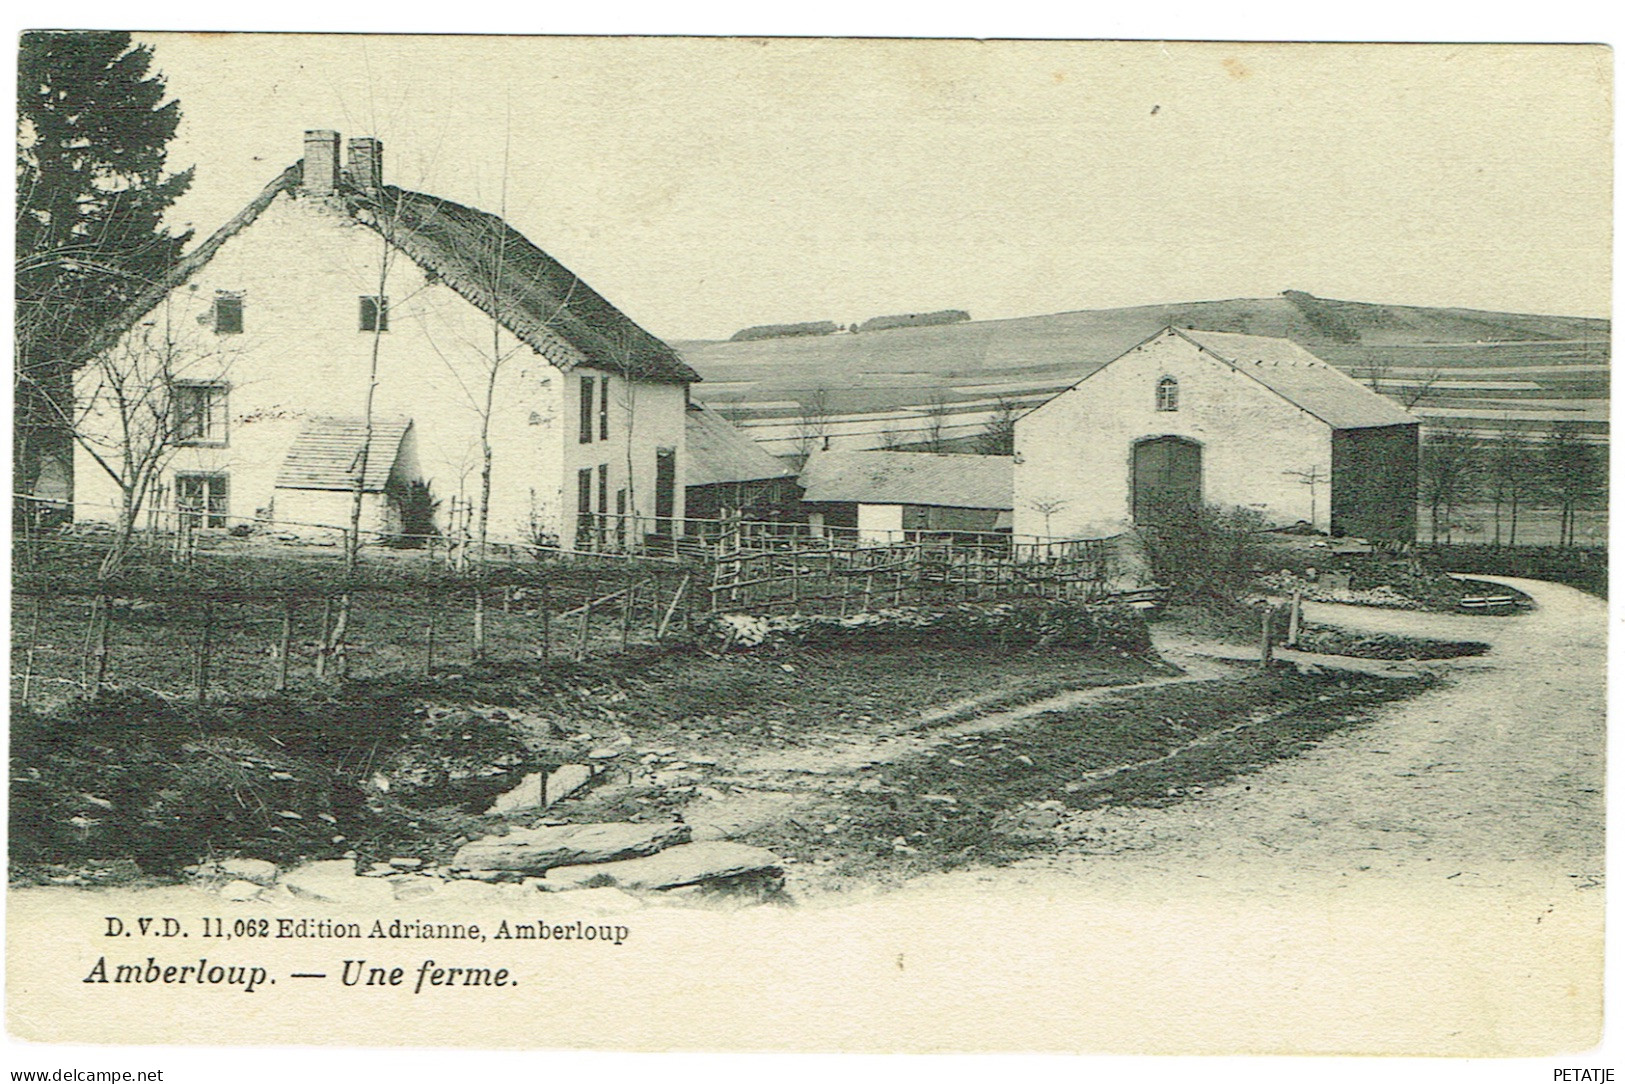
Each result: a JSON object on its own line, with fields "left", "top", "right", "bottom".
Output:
{"left": 599, "top": 373, "right": 611, "bottom": 441}
{"left": 1155, "top": 376, "right": 1180, "bottom": 412}
{"left": 175, "top": 471, "right": 230, "bottom": 529}
{"left": 172, "top": 381, "right": 230, "bottom": 447}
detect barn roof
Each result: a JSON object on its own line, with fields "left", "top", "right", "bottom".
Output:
{"left": 78, "top": 162, "right": 698, "bottom": 385}
{"left": 685, "top": 402, "right": 797, "bottom": 487}
{"left": 799, "top": 450, "right": 1013, "bottom": 510}
{"left": 275, "top": 416, "right": 412, "bottom": 492}
{"left": 1173, "top": 328, "right": 1418, "bottom": 430}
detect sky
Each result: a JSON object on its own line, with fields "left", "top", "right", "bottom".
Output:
{"left": 133, "top": 35, "right": 1613, "bottom": 342}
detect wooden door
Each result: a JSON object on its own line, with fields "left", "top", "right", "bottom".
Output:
{"left": 1132, "top": 436, "right": 1201, "bottom": 523}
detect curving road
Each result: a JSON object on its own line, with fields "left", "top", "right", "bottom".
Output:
{"left": 1028, "top": 574, "right": 1606, "bottom": 891}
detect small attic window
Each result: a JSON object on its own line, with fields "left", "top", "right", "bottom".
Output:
{"left": 213, "top": 293, "right": 244, "bottom": 335}
{"left": 1156, "top": 376, "right": 1179, "bottom": 412}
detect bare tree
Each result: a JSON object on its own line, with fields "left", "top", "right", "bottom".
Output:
{"left": 1420, "top": 422, "right": 1481, "bottom": 544}
{"left": 1397, "top": 367, "right": 1443, "bottom": 410}
{"left": 794, "top": 387, "right": 834, "bottom": 464}
{"left": 1484, "top": 422, "right": 1538, "bottom": 547}
{"left": 975, "top": 396, "right": 1018, "bottom": 456}
{"left": 66, "top": 308, "right": 236, "bottom": 577}
{"left": 1027, "top": 498, "right": 1069, "bottom": 539}
{"left": 922, "top": 391, "right": 953, "bottom": 454}
{"left": 1543, "top": 421, "right": 1603, "bottom": 548}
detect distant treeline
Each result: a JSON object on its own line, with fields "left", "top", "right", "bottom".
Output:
{"left": 731, "top": 309, "right": 972, "bottom": 342}
{"left": 731, "top": 321, "right": 840, "bottom": 342}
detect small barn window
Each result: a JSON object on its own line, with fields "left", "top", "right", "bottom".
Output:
{"left": 1156, "top": 376, "right": 1180, "bottom": 412}
{"left": 213, "top": 294, "right": 243, "bottom": 335}
{"left": 359, "top": 296, "right": 389, "bottom": 332}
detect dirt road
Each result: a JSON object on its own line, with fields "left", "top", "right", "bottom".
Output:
{"left": 844, "top": 575, "right": 1605, "bottom": 1054}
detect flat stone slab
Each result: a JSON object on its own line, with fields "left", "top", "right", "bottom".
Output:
{"left": 280, "top": 859, "right": 397, "bottom": 906}
{"left": 452, "top": 821, "right": 691, "bottom": 875}
{"left": 542, "top": 842, "right": 783, "bottom": 891}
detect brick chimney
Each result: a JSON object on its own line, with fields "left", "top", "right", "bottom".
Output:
{"left": 303, "top": 129, "right": 341, "bottom": 195}
{"left": 346, "top": 137, "right": 383, "bottom": 191}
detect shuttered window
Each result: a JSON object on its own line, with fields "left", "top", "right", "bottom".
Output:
{"left": 579, "top": 377, "right": 595, "bottom": 443}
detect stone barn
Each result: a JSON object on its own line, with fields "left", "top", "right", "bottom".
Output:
{"left": 1014, "top": 327, "right": 1418, "bottom": 540}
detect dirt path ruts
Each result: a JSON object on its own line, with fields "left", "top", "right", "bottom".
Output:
{"left": 976, "top": 574, "right": 1605, "bottom": 896}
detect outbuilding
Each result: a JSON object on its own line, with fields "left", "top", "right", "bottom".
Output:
{"left": 798, "top": 449, "right": 1013, "bottom": 543}
{"left": 1013, "top": 327, "right": 1418, "bottom": 540}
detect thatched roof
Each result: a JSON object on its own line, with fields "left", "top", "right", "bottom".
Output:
{"left": 77, "top": 162, "right": 697, "bottom": 385}
{"left": 351, "top": 185, "right": 697, "bottom": 383}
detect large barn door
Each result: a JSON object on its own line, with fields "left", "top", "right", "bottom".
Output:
{"left": 1132, "top": 436, "right": 1202, "bottom": 523}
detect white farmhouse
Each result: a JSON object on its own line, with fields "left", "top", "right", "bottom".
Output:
{"left": 1014, "top": 327, "right": 1419, "bottom": 541}
{"left": 72, "top": 129, "right": 698, "bottom": 551}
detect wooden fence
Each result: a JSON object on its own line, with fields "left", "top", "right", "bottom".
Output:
{"left": 706, "top": 534, "right": 1112, "bottom": 614}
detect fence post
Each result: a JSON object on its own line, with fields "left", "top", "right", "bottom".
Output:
{"left": 620, "top": 580, "right": 636, "bottom": 651}
{"left": 315, "top": 597, "right": 333, "bottom": 680}
{"left": 424, "top": 603, "right": 437, "bottom": 675}
{"left": 1288, "top": 588, "right": 1302, "bottom": 647}
{"left": 656, "top": 574, "right": 688, "bottom": 641}
{"left": 472, "top": 587, "right": 486, "bottom": 662}
{"left": 539, "top": 580, "right": 552, "bottom": 661}
{"left": 20, "top": 596, "right": 41, "bottom": 707}
{"left": 196, "top": 597, "right": 214, "bottom": 704}
{"left": 277, "top": 596, "right": 294, "bottom": 692}
{"left": 576, "top": 598, "right": 593, "bottom": 661}
{"left": 1259, "top": 606, "right": 1274, "bottom": 670}
{"left": 93, "top": 595, "right": 113, "bottom": 693}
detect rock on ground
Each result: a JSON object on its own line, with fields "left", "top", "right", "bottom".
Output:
{"left": 543, "top": 842, "right": 783, "bottom": 891}
{"left": 280, "top": 859, "right": 397, "bottom": 905}
{"left": 452, "top": 821, "right": 691, "bottom": 876}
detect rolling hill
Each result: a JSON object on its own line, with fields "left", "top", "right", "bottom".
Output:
{"left": 673, "top": 292, "right": 1609, "bottom": 455}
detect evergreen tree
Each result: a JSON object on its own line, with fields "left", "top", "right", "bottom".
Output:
{"left": 15, "top": 31, "right": 193, "bottom": 506}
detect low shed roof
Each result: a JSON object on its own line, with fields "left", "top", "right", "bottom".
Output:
{"left": 275, "top": 416, "right": 412, "bottom": 492}
{"left": 685, "top": 403, "right": 797, "bottom": 487}
{"left": 799, "top": 450, "right": 1013, "bottom": 510}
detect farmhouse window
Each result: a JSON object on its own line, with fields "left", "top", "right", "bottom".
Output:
{"left": 1156, "top": 376, "right": 1179, "bottom": 412}
{"left": 176, "top": 472, "right": 229, "bottom": 528}
{"left": 173, "top": 383, "right": 228, "bottom": 445}
{"left": 359, "top": 295, "right": 389, "bottom": 332}
{"left": 576, "top": 467, "right": 594, "bottom": 550}
{"left": 597, "top": 465, "right": 609, "bottom": 530}
{"left": 579, "top": 376, "right": 595, "bottom": 443}
{"left": 213, "top": 294, "right": 244, "bottom": 334}
{"left": 615, "top": 488, "right": 627, "bottom": 549}
{"left": 599, "top": 374, "right": 611, "bottom": 440}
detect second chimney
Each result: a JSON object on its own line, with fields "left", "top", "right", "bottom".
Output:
{"left": 347, "top": 137, "right": 383, "bottom": 191}
{"left": 303, "top": 129, "right": 340, "bottom": 195}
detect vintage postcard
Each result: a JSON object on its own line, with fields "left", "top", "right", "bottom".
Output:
{"left": 7, "top": 32, "right": 1611, "bottom": 1062}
